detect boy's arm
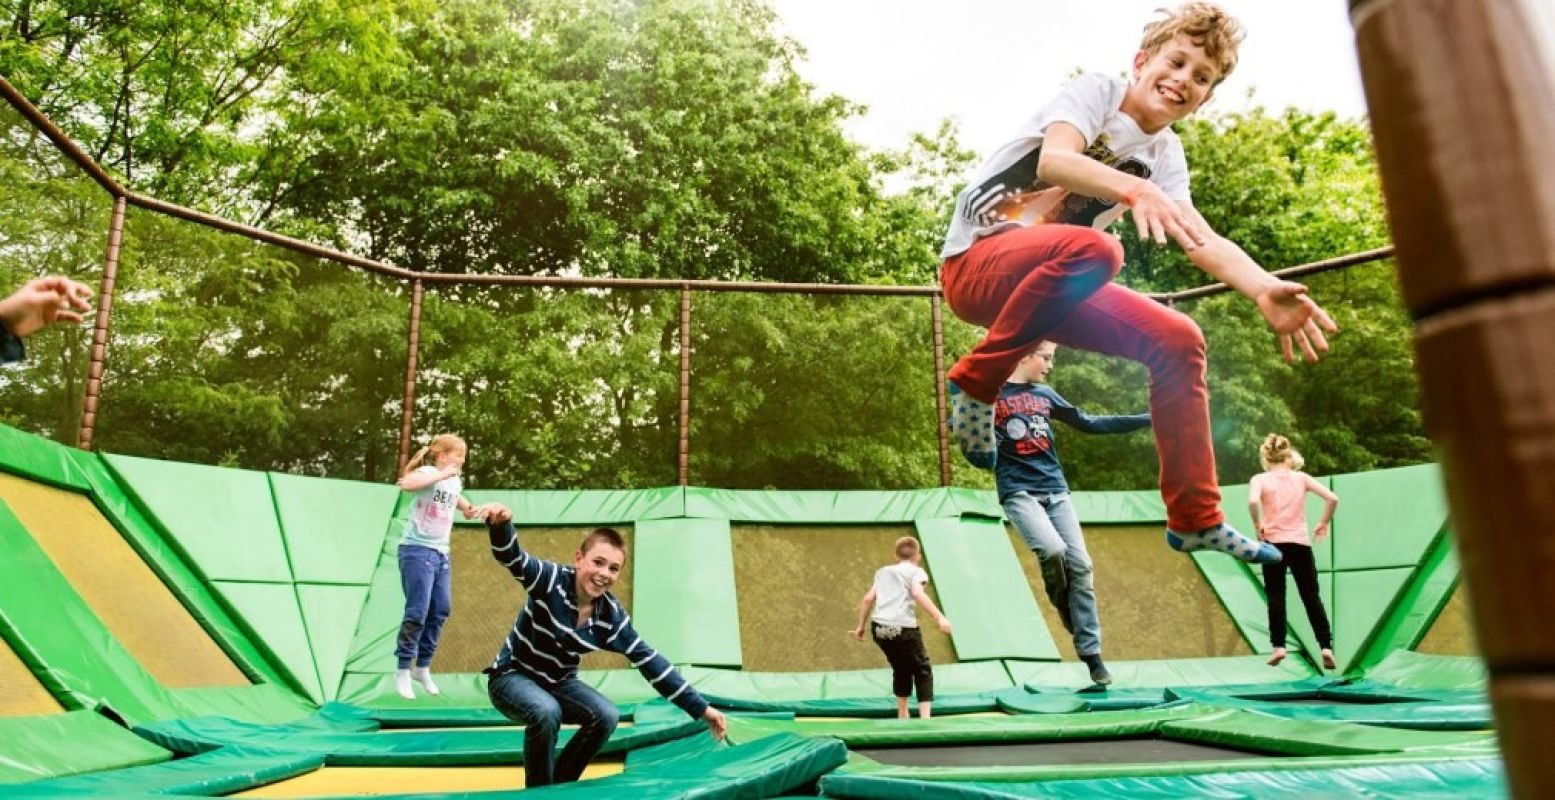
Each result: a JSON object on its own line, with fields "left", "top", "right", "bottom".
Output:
{"left": 1047, "top": 389, "right": 1151, "bottom": 435}
{"left": 1306, "top": 474, "right": 1340, "bottom": 538}
{"left": 909, "top": 581, "right": 952, "bottom": 634}
{"left": 1037, "top": 123, "right": 1207, "bottom": 251}
{"left": 606, "top": 615, "right": 713, "bottom": 722}
{"left": 484, "top": 506, "right": 545, "bottom": 589}
{"left": 852, "top": 587, "right": 877, "bottom": 640}
{"left": 1179, "top": 204, "right": 1338, "bottom": 364}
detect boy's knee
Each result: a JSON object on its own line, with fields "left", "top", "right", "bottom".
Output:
{"left": 1153, "top": 313, "right": 1207, "bottom": 367}
{"left": 1071, "top": 228, "right": 1125, "bottom": 278}
{"left": 1035, "top": 541, "right": 1069, "bottom": 562}
{"left": 593, "top": 702, "right": 620, "bottom": 733}
{"left": 527, "top": 705, "right": 562, "bottom": 732}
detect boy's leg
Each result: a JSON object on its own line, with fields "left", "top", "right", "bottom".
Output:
{"left": 871, "top": 625, "right": 916, "bottom": 707}
{"left": 1044, "top": 494, "right": 1101, "bottom": 659}
{"left": 1003, "top": 492, "right": 1074, "bottom": 630}
{"left": 941, "top": 225, "right": 1124, "bottom": 466}
{"left": 488, "top": 671, "right": 564, "bottom": 787}
{"left": 1287, "top": 544, "right": 1333, "bottom": 653}
{"left": 1262, "top": 553, "right": 1290, "bottom": 654}
{"left": 395, "top": 546, "right": 434, "bottom": 697}
{"left": 552, "top": 679, "right": 621, "bottom": 783}
{"left": 1047, "top": 285, "right": 1278, "bottom": 563}
{"left": 904, "top": 628, "right": 934, "bottom": 718}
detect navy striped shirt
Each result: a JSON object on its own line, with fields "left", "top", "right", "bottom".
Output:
{"left": 484, "top": 520, "right": 709, "bottom": 719}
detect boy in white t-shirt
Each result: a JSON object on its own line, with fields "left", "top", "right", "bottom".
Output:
{"left": 851, "top": 536, "right": 952, "bottom": 719}
{"left": 940, "top": 2, "right": 1337, "bottom": 565}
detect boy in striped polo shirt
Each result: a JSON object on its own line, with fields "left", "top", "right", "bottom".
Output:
{"left": 476, "top": 503, "right": 727, "bottom": 787}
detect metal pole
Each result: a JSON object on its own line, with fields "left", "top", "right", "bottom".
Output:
{"left": 397, "top": 279, "right": 424, "bottom": 475}
{"left": 78, "top": 195, "right": 126, "bottom": 450}
{"left": 678, "top": 285, "right": 692, "bottom": 487}
{"left": 1352, "top": 0, "right": 1555, "bottom": 795}
{"left": 931, "top": 294, "right": 951, "bottom": 487}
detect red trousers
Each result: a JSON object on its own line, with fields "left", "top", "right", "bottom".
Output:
{"left": 942, "top": 225, "right": 1223, "bottom": 532}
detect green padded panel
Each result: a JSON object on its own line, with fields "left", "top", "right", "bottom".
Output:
{"left": 1008, "top": 655, "right": 1315, "bottom": 690}
{"left": 298, "top": 584, "right": 370, "bottom": 703}
{"left": 271, "top": 472, "right": 399, "bottom": 585}
{"left": 164, "top": 684, "right": 313, "bottom": 724}
{"left": 1068, "top": 490, "right": 1167, "bottom": 524}
{"left": 104, "top": 454, "right": 291, "bottom": 583}
{"left": 0, "top": 423, "right": 91, "bottom": 492}
{"left": 728, "top": 704, "right": 1208, "bottom": 747}
{"left": 8, "top": 746, "right": 324, "bottom": 796}
{"left": 1189, "top": 552, "right": 1273, "bottom": 654}
{"left": 1160, "top": 708, "right": 1495, "bottom": 756}
{"left": 65, "top": 450, "right": 290, "bottom": 688}
{"left": 460, "top": 487, "right": 682, "bottom": 524}
{"left": 684, "top": 488, "right": 1000, "bottom": 523}
{"left": 1363, "top": 537, "right": 1461, "bottom": 665}
{"left": 0, "top": 711, "right": 169, "bottom": 784}
{"left": 1333, "top": 568, "right": 1415, "bottom": 675}
{"left": 211, "top": 582, "right": 324, "bottom": 704}
{"left": 1331, "top": 463, "right": 1448, "bottom": 571}
{"left": 1220, "top": 480, "right": 1333, "bottom": 570}
{"left": 631, "top": 518, "right": 741, "bottom": 667}
{"left": 342, "top": 539, "right": 402, "bottom": 675}
{"left": 685, "top": 662, "right": 1012, "bottom": 703}
{"left": 915, "top": 517, "right": 1058, "bottom": 660}
{"left": 1363, "top": 650, "right": 1486, "bottom": 691}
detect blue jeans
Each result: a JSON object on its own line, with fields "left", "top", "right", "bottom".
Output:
{"left": 1004, "top": 491, "right": 1101, "bottom": 656}
{"left": 396, "top": 544, "right": 452, "bottom": 669}
{"left": 488, "top": 670, "right": 619, "bottom": 787}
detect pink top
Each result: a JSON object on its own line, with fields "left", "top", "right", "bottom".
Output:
{"left": 1253, "top": 469, "right": 1312, "bottom": 545}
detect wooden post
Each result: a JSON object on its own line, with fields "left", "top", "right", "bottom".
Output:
{"left": 77, "top": 195, "right": 126, "bottom": 450}
{"left": 397, "top": 279, "right": 424, "bottom": 474}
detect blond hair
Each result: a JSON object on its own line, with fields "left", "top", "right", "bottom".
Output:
{"left": 894, "top": 536, "right": 921, "bottom": 561}
{"left": 402, "top": 433, "right": 467, "bottom": 477}
{"left": 1259, "top": 433, "right": 1304, "bottom": 471}
{"left": 1140, "top": 3, "right": 1245, "bottom": 84}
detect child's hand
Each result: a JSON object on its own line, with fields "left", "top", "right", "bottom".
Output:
{"left": 1126, "top": 182, "right": 1207, "bottom": 251}
{"left": 850, "top": 626, "right": 865, "bottom": 641}
{"left": 461, "top": 505, "right": 481, "bottom": 520}
{"left": 0, "top": 276, "right": 94, "bottom": 338}
{"left": 478, "top": 503, "right": 512, "bottom": 524}
{"left": 702, "top": 707, "right": 727, "bottom": 741}
{"left": 1254, "top": 282, "right": 1339, "bottom": 363}
{"left": 1314, "top": 522, "right": 1330, "bottom": 539}
{"left": 937, "top": 617, "right": 953, "bottom": 635}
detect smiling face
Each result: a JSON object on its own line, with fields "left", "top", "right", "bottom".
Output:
{"left": 574, "top": 541, "right": 625, "bottom": 601}
{"left": 1013, "top": 343, "right": 1057, "bottom": 384}
{"left": 1122, "top": 33, "right": 1221, "bottom": 132}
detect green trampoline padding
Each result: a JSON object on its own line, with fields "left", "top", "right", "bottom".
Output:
{"left": 916, "top": 517, "right": 1058, "bottom": 660}
{"left": 1163, "top": 689, "right": 1491, "bottom": 730}
{"left": 133, "top": 714, "right": 702, "bottom": 766}
{"left": 726, "top": 704, "right": 1207, "bottom": 748}
{"left": 0, "top": 711, "right": 169, "bottom": 785}
{"left": 632, "top": 518, "right": 742, "bottom": 667}
{"left": 0, "top": 746, "right": 324, "bottom": 796}
{"left": 460, "top": 487, "right": 684, "bottom": 524}
{"left": 1330, "top": 464, "right": 1448, "bottom": 572}
{"left": 1159, "top": 708, "right": 1497, "bottom": 757}
{"left": 687, "top": 662, "right": 1014, "bottom": 705}
{"left": 1066, "top": 490, "right": 1167, "bottom": 525}
{"left": 1010, "top": 655, "right": 1315, "bottom": 691}
{"left": 704, "top": 691, "right": 1003, "bottom": 718}
{"left": 1361, "top": 650, "right": 1486, "bottom": 691}
{"left": 990, "top": 688, "right": 1091, "bottom": 715}
{"left": 819, "top": 756, "right": 1505, "bottom": 799}
{"left": 682, "top": 487, "right": 1000, "bottom": 523}
{"left": 270, "top": 471, "right": 399, "bottom": 586}
{"left": 1361, "top": 537, "right": 1460, "bottom": 665}
{"left": 0, "top": 424, "right": 92, "bottom": 492}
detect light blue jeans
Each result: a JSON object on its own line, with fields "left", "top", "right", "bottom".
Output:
{"left": 1003, "top": 491, "right": 1100, "bottom": 656}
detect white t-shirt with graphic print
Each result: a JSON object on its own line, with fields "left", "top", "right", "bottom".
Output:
{"left": 941, "top": 72, "right": 1193, "bottom": 258}
{"left": 401, "top": 466, "right": 461, "bottom": 554}
{"left": 870, "top": 561, "right": 930, "bottom": 629}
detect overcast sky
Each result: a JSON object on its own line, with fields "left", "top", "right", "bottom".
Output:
{"left": 768, "top": 1, "right": 1370, "bottom": 154}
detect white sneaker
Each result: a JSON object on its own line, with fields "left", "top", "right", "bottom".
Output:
{"left": 394, "top": 668, "right": 416, "bottom": 700}
{"left": 412, "top": 667, "right": 441, "bottom": 696}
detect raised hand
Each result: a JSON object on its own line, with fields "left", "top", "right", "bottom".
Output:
{"left": 1254, "top": 281, "right": 1338, "bottom": 363}
{"left": 0, "top": 277, "right": 94, "bottom": 338}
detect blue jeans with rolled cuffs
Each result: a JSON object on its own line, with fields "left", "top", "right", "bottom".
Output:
{"left": 396, "top": 544, "right": 452, "bottom": 669}
{"left": 1004, "top": 491, "right": 1101, "bottom": 656}
{"left": 488, "top": 670, "right": 619, "bottom": 787}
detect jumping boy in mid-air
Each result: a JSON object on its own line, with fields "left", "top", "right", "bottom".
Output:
{"left": 939, "top": 2, "right": 1337, "bottom": 565}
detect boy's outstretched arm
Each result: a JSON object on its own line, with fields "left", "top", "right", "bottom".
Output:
{"left": 483, "top": 505, "right": 545, "bottom": 589}
{"left": 1178, "top": 204, "right": 1339, "bottom": 363}
{"left": 1048, "top": 390, "right": 1151, "bottom": 435}
{"left": 851, "top": 588, "right": 877, "bottom": 640}
{"left": 1038, "top": 123, "right": 1207, "bottom": 251}
{"left": 909, "top": 583, "right": 953, "bottom": 634}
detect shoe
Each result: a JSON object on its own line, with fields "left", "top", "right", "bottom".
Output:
{"left": 947, "top": 382, "right": 996, "bottom": 469}
{"left": 1081, "top": 654, "right": 1112, "bottom": 686}
{"left": 393, "top": 668, "right": 416, "bottom": 700}
{"left": 412, "top": 666, "right": 441, "bottom": 696}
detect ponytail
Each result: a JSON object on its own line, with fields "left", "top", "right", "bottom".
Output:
{"left": 401, "top": 445, "right": 432, "bottom": 477}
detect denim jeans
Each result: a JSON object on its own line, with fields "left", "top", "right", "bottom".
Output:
{"left": 488, "top": 670, "right": 619, "bottom": 787}
{"left": 1003, "top": 491, "right": 1101, "bottom": 656}
{"left": 396, "top": 544, "right": 452, "bottom": 669}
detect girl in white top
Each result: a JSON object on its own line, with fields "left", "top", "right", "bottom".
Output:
{"left": 851, "top": 537, "right": 952, "bottom": 719}
{"left": 393, "top": 433, "right": 476, "bottom": 699}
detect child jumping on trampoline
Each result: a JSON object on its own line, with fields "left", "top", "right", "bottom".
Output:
{"left": 475, "top": 503, "right": 727, "bottom": 787}
{"left": 1250, "top": 434, "right": 1340, "bottom": 670}
{"left": 393, "top": 433, "right": 477, "bottom": 700}
{"left": 938, "top": 2, "right": 1336, "bottom": 566}
{"left": 998, "top": 342, "right": 1151, "bottom": 686}
{"left": 851, "top": 536, "right": 952, "bottom": 719}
